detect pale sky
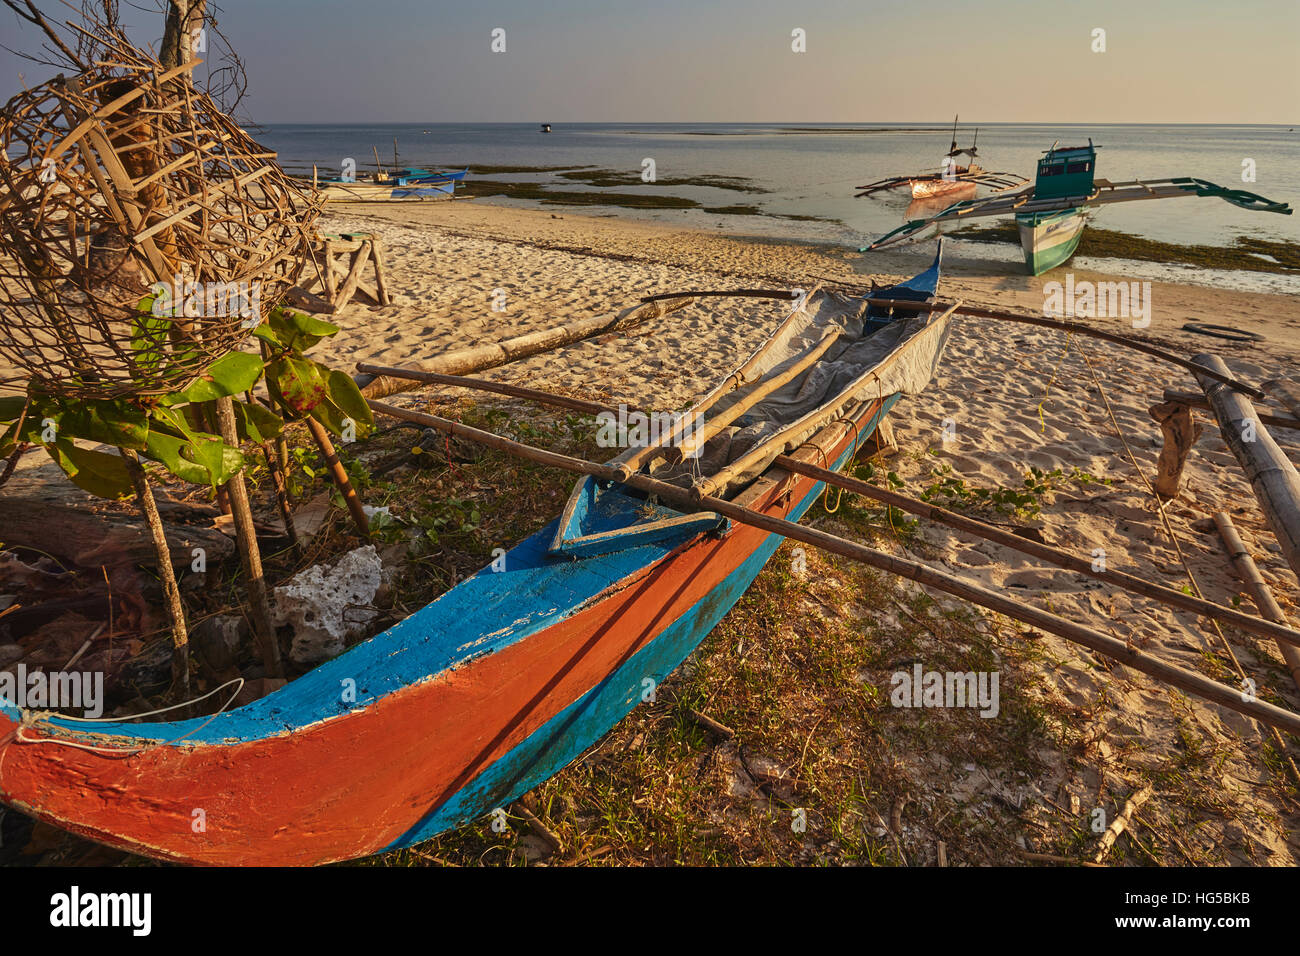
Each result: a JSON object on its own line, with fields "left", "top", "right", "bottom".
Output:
{"left": 2, "top": 0, "right": 1297, "bottom": 124}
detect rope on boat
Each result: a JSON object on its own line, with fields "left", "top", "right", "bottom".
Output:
{"left": 7, "top": 678, "right": 246, "bottom": 759}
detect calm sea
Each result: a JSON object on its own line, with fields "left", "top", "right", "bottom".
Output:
{"left": 256, "top": 122, "right": 1300, "bottom": 285}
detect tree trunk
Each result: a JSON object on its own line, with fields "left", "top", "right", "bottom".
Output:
{"left": 161, "top": 1, "right": 207, "bottom": 70}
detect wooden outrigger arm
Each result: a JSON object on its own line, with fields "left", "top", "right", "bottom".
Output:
{"left": 366, "top": 398, "right": 1300, "bottom": 737}
{"left": 862, "top": 177, "right": 1292, "bottom": 251}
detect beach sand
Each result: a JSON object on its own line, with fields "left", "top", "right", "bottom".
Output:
{"left": 312, "top": 200, "right": 1300, "bottom": 863}
{"left": 3, "top": 198, "right": 1298, "bottom": 863}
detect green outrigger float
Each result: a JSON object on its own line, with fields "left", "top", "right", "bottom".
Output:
{"left": 863, "top": 140, "right": 1292, "bottom": 275}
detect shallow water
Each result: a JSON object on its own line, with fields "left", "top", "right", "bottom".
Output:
{"left": 259, "top": 121, "right": 1300, "bottom": 290}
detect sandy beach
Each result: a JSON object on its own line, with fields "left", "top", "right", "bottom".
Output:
{"left": 310, "top": 200, "right": 1300, "bottom": 863}
{"left": 2, "top": 196, "right": 1298, "bottom": 866}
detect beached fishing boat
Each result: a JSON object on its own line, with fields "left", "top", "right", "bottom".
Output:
{"left": 864, "top": 140, "right": 1293, "bottom": 274}
{"left": 856, "top": 116, "right": 1028, "bottom": 201}
{"left": 314, "top": 167, "right": 468, "bottom": 202}
{"left": 0, "top": 249, "right": 953, "bottom": 866}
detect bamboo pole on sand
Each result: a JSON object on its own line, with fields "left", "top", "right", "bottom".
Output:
{"left": 356, "top": 298, "right": 695, "bottom": 401}
{"left": 1193, "top": 354, "right": 1300, "bottom": 582}
{"left": 1215, "top": 512, "right": 1300, "bottom": 694}
{"left": 357, "top": 370, "right": 1300, "bottom": 650}
{"left": 365, "top": 398, "right": 1300, "bottom": 737}
{"left": 774, "top": 454, "right": 1300, "bottom": 651}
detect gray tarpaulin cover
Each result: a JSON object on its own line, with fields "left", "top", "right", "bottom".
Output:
{"left": 646, "top": 289, "right": 953, "bottom": 496}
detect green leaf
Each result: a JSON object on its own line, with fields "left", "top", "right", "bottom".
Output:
{"left": 324, "top": 369, "right": 373, "bottom": 429}
{"left": 131, "top": 297, "right": 172, "bottom": 374}
{"left": 268, "top": 356, "right": 328, "bottom": 414}
{"left": 0, "top": 396, "right": 27, "bottom": 423}
{"left": 145, "top": 406, "right": 244, "bottom": 487}
{"left": 59, "top": 399, "right": 149, "bottom": 450}
{"left": 46, "top": 439, "right": 133, "bottom": 498}
{"left": 178, "top": 351, "right": 265, "bottom": 402}
{"left": 251, "top": 322, "right": 283, "bottom": 348}
{"left": 285, "top": 309, "right": 339, "bottom": 339}
{"left": 307, "top": 394, "right": 350, "bottom": 437}
{"left": 231, "top": 400, "right": 283, "bottom": 442}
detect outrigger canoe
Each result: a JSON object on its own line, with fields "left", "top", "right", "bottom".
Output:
{"left": 0, "top": 246, "right": 952, "bottom": 865}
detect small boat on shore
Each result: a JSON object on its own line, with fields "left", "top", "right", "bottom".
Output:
{"left": 865, "top": 140, "right": 1293, "bottom": 274}
{"left": 313, "top": 167, "right": 468, "bottom": 202}
{"left": 0, "top": 249, "right": 952, "bottom": 865}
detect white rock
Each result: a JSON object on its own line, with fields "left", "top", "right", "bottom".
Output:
{"left": 273, "top": 545, "right": 383, "bottom": 664}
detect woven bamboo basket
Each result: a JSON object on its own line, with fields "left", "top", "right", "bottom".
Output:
{"left": 0, "top": 49, "right": 322, "bottom": 400}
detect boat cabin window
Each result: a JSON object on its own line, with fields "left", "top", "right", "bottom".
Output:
{"left": 1066, "top": 161, "right": 1092, "bottom": 173}
{"left": 1038, "top": 163, "right": 1064, "bottom": 176}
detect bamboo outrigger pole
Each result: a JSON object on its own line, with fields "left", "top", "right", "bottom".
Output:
{"left": 1194, "top": 354, "right": 1300, "bottom": 582}
{"left": 1215, "top": 512, "right": 1300, "bottom": 694}
{"left": 365, "top": 399, "right": 1300, "bottom": 737}
{"left": 360, "top": 369, "right": 1300, "bottom": 650}
{"left": 773, "top": 455, "right": 1300, "bottom": 651}
{"left": 641, "top": 291, "right": 1268, "bottom": 400}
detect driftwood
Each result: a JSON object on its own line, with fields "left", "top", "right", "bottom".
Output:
{"left": 1215, "top": 512, "right": 1300, "bottom": 694}
{"left": 1148, "top": 400, "right": 1203, "bottom": 498}
{"left": 0, "top": 495, "right": 234, "bottom": 569}
{"left": 356, "top": 298, "right": 695, "bottom": 400}
{"left": 367, "top": 399, "right": 1300, "bottom": 736}
{"left": 1194, "top": 354, "right": 1300, "bottom": 583}
{"left": 1093, "top": 786, "right": 1154, "bottom": 863}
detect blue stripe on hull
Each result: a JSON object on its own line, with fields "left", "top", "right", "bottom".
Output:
{"left": 383, "top": 396, "right": 898, "bottom": 851}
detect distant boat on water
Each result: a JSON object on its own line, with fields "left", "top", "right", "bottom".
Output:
{"left": 866, "top": 139, "right": 1293, "bottom": 275}
{"left": 540, "top": 123, "right": 552, "bottom": 133}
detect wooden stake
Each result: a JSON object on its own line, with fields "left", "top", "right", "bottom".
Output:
{"left": 370, "top": 236, "right": 391, "bottom": 306}
{"left": 1215, "top": 512, "right": 1300, "bottom": 694}
{"left": 1148, "top": 400, "right": 1202, "bottom": 499}
{"left": 213, "top": 397, "right": 282, "bottom": 677}
{"left": 262, "top": 440, "right": 300, "bottom": 557}
{"left": 304, "top": 416, "right": 371, "bottom": 539}
{"left": 121, "top": 449, "right": 189, "bottom": 697}
{"left": 366, "top": 400, "right": 1300, "bottom": 737}
{"left": 1194, "top": 354, "right": 1300, "bottom": 582}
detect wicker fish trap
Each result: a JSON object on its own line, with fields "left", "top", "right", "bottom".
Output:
{"left": 0, "top": 51, "right": 323, "bottom": 400}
